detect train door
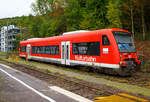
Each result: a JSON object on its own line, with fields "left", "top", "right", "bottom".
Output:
{"left": 61, "top": 41, "right": 70, "bottom": 65}
{"left": 26, "top": 44, "right": 31, "bottom": 59}
{"left": 101, "top": 35, "right": 113, "bottom": 63}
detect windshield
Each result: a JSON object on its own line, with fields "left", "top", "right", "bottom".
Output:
{"left": 113, "top": 31, "right": 136, "bottom": 53}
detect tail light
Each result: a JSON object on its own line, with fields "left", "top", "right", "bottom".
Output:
{"left": 120, "top": 61, "right": 126, "bottom": 66}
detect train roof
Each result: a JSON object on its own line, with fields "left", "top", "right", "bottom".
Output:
{"left": 20, "top": 28, "right": 129, "bottom": 44}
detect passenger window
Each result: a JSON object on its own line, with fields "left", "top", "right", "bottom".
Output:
{"left": 72, "top": 42, "right": 100, "bottom": 56}
{"left": 32, "top": 45, "right": 59, "bottom": 55}
{"left": 102, "top": 35, "right": 110, "bottom": 45}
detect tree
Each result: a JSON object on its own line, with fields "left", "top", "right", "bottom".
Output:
{"left": 122, "top": 0, "right": 136, "bottom": 37}
{"left": 64, "top": 0, "right": 83, "bottom": 31}
{"left": 131, "top": 0, "right": 150, "bottom": 40}
{"left": 106, "top": 0, "right": 122, "bottom": 28}
{"left": 80, "top": 0, "right": 108, "bottom": 30}
{"left": 27, "top": 16, "right": 43, "bottom": 38}
{"left": 31, "top": 0, "right": 64, "bottom": 16}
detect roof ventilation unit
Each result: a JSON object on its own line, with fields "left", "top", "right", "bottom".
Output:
{"left": 27, "top": 38, "right": 41, "bottom": 41}
{"left": 63, "top": 30, "right": 89, "bottom": 35}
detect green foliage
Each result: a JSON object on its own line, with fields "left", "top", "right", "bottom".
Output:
{"left": 64, "top": 0, "right": 82, "bottom": 31}
{"left": 106, "top": 0, "right": 122, "bottom": 28}
{"left": 0, "top": 0, "right": 150, "bottom": 41}
{"left": 46, "top": 69, "right": 51, "bottom": 74}
{"left": 86, "top": 0, "right": 109, "bottom": 29}
{"left": 14, "top": 34, "right": 21, "bottom": 51}
{"left": 80, "top": 12, "right": 94, "bottom": 30}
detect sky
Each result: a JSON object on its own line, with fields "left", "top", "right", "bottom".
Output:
{"left": 0, "top": 0, "right": 36, "bottom": 19}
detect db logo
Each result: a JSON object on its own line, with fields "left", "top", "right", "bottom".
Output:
{"left": 75, "top": 55, "right": 96, "bottom": 62}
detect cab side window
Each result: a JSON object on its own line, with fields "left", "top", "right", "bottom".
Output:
{"left": 102, "top": 35, "right": 110, "bottom": 45}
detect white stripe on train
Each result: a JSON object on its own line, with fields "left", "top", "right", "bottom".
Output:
{"left": 19, "top": 55, "right": 120, "bottom": 69}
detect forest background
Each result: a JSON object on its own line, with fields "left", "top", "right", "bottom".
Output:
{"left": 0, "top": 0, "right": 150, "bottom": 41}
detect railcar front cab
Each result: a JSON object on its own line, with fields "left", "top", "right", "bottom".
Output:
{"left": 112, "top": 30, "right": 140, "bottom": 75}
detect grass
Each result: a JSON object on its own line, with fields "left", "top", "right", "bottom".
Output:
{"left": 45, "top": 69, "right": 51, "bottom": 74}
{"left": 72, "top": 76, "right": 84, "bottom": 81}
{"left": 0, "top": 55, "right": 5, "bottom": 59}
{"left": 15, "top": 71, "right": 21, "bottom": 74}
{"left": 0, "top": 77, "right": 2, "bottom": 86}
{"left": 0, "top": 52, "right": 5, "bottom": 55}
{"left": 96, "top": 90, "right": 105, "bottom": 95}
{"left": 141, "top": 60, "right": 150, "bottom": 72}
{"left": 147, "top": 60, "right": 150, "bottom": 63}
{"left": 54, "top": 72, "right": 62, "bottom": 75}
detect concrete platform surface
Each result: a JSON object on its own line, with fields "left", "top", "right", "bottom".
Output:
{"left": 0, "top": 64, "right": 92, "bottom": 102}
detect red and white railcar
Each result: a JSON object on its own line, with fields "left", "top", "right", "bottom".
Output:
{"left": 19, "top": 28, "right": 140, "bottom": 76}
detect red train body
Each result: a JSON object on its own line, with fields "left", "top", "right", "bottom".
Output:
{"left": 19, "top": 28, "right": 140, "bottom": 76}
